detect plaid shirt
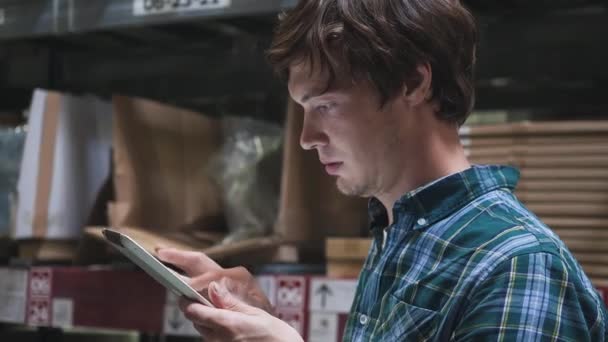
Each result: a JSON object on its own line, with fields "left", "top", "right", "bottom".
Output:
{"left": 342, "top": 165, "right": 607, "bottom": 341}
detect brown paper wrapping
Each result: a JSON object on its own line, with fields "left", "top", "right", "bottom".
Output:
{"left": 110, "top": 96, "right": 224, "bottom": 232}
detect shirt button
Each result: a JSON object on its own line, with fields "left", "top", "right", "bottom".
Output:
{"left": 417, "top": 218, "right": 427, "bottom": 226}
{"left": 359, "top": 314, "right": 369, "bottom": 325}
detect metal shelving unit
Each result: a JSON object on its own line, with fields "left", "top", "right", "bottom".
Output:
{"left": 0, "top": 1, "right": 607, "bottom": 117}
{"left": 0, "top": 0, "right": 297, "bottom": 39}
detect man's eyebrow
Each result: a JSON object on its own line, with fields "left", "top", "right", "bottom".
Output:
{"left": 300, "top": 88, "right": 325, "bottom": 103}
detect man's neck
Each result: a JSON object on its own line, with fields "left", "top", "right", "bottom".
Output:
{"left": 376, "top": 124, "right": 471, "bottom": 226}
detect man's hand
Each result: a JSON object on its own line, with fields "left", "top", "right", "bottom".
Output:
{"left": 155, "top": 248, "right": 274, "bottom": 314}
{"left": 181, "top": 281, "right": 303, "bottom": 342}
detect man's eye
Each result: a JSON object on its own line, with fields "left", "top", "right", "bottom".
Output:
{"left": 316, "top": 104, "right": 333, "bottom": 114}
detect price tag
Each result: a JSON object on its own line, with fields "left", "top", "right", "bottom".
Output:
{"left": 133, "top": 0, "right": 231, "bottom": 16}
{"left": 0, "top": 8, "right": 5, "bottom": 25}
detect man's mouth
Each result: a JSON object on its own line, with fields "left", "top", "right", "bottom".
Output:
{"left": 323, "top": 162, "right": 343, "bottom": 175}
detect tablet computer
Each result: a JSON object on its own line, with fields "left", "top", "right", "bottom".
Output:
{"left": 102, "top": 228, "right": 214, "bottom": 307}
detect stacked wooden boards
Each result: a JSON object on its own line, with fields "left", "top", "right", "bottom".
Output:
{"left": 326, "top": 238, "right": 372, "bottom": 278}
{"left": 461, "top": 120, "right": 608, "bottom": 286}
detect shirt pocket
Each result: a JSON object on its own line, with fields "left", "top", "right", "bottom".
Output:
{"left": 372, "top": 294, "right": 440, "bottom": 341}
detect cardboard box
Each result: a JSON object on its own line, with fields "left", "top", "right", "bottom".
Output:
{"left": 14, "top": 90, "right": 112, "bottom": 239}
{"left": 3, "top": 267, "right": 607, "bottom": 341}
{"left": 462, "top": 135, "right": 608, "bottom": 148}
{"left": 515, "top": 192, "right": 608, "bottom": 203}
{"left": 467, "top": 143, "right": 608, "bottom": 158}
{"left": 326, "top": 238, "right": 372, "bottom": 261}
{"left": 517, "top": 180, "right": 608, "bottom": 192}
{"left": 80, "top": 226, "right": 282, "bottom": 264}
{"left": 110, "top": 96, "right": 223, "bottom": 232}
{"left": 256, "top": 274, "right": 358, "bottom": 342}
{"left": 326, "top": 238, "right": 371, "bottom": 278}
{"left": 0, "top": 266, "right": 204, "bottom": 336}
{"left": 461, "top": 120, "right": 608, "bottom": 137}
{"left": 526, "top": 203, "right": 608, "bottom": 217}
{"left": 307, "top": 278, "right": 358, "bottom": 342}
{"left": 543, "top": 217, "right": 606, "bottom": 229}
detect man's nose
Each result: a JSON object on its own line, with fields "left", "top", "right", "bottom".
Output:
{"left": 300, "top": 112, "right": 328, "bottom": 150}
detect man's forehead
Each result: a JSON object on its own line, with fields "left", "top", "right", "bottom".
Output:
{"left": 287, "top": 61, "right": 330, "bottom": 103}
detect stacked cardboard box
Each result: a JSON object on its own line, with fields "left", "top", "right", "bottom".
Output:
{"left": 13, "top": 90, "right": 112, "bottom": 257}
{"left": 3, "top": 266, "right": 608, "bottom": 341}
{"left": 461, "top": 120, "right": 608, "bottom": 286}
{"left": 0, "top": 266, "right": 356, "bottom": 341}
{"left": 325, "top": 238, "right": 372, "bottom": 278}
{"left": 222, "top": 274, "right": 358, "bottom": 342}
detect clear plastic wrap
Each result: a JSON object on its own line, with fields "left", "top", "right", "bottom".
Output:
{"left": 0, "top": 126, "right": 26, "bottom": 236}
{"left": 208, "top": 117, "right": 283, "bottom": 244}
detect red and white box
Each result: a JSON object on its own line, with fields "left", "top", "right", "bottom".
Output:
{"left": 307, "top": 278, "right": 357, "bottom": 342}
{"left": 0, "top": 266, "right": 201, "bottom": 335}
{"left": 24, "top": 267, "right": 167, "bottom": 332}
{"left": 257, "top": 275, "right": 316, "bottom": 339}
{"left": 249, "top": 275, "right": 358, "bottom": 342}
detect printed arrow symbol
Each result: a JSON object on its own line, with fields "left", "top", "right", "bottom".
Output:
{"left": 169, "top": 307, "right": 183, "bottom": 331}
{"left": 315, "top": 283, "right": 333, "bottom": 308}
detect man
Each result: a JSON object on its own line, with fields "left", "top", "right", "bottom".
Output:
{"left": 157, "top": 0, "right": 608, "bottom": 340}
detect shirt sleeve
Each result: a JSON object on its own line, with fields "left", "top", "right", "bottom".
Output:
{"left": 452, "top": 252, "right": 606, "bottom": 341}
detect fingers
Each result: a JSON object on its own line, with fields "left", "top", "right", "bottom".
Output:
{"left": 193, "top": 324, "right": 219, "bottom": 341}
{"left": 188, "top": 272, "right": 221, "bottom": 292}
{"left": 208, "top": 281, "right": 256, "bottom": 314}
{"left": 155, "top": 248, "right": 220, "bottom": 276}
{"left": 179, "top": 299, "right": 231, "bottom": 329}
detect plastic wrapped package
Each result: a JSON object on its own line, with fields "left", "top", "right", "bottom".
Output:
{"left": 208, "top": 117, "right": 283, "bottom": 244}
{"left": 0, "top": 126, "right": 26, "bottom": 236}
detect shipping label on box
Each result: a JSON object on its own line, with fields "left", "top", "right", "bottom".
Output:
{"left": 0, "top": 268, "right": 29, "bottom": 324}
{"left": 256, "top": 275, "right": 278, "bottom": 307}
{"left": 276, "top": 276, "right": 308, "bottom": 309}
{"left": 308, "top": 312, "right": 350, "bottom": 342}
{"left": 26, "top": 268, "right": 53, "bottom": 326}
{"left": 309, "top": 278, "right": 357, "bottom": 313}
{"left": 256, "top": 274, "right": 317, "bottom": 339}
{"left": 163, "top": 292, "right": 199, "bottom": 337}
{"left": 276, "top": 307, "right": 307, "bottom": 336}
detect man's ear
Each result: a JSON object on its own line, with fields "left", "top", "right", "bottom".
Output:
{"left": 404, "top": 63, "right": 433, "bottom": 107}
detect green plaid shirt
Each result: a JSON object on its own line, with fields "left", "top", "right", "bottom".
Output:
{"left": 343, "top": 165, "right": 607, "bottom": 341}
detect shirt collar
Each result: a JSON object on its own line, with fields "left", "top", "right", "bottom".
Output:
{"left": 369, "top": 165, "right": 520, "bottom": 232}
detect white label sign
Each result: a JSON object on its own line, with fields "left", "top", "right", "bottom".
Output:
{"left": 309, "top": 279, "right": 357, "bottom": 313}
{"left": 163, "top": 292, "right": 199, "bottom": 336}
{"left": 0, "top": 269, "right": 28, "bottom": 324}
{"left": 133, "top": 0, "right": 231, "bottom": 16}
{"left": 256, "top": 275, "right": 277, "bottom": 307}
{"left": 276, "top": 308, "right": 305, "bottom": 336}
{"left": 52, "top": 298, "right": 73, "bottom": 328}
{"left": 0, "top": 9, "right": 5, "bottom": 25}
{"left": 308, "top": 312, "right": 339, "bottom": 342}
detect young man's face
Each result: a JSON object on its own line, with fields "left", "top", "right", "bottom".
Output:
{"left": 288, "top": 61, "right": 408, "bottom": 198}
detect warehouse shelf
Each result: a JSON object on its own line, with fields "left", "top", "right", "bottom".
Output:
{"left": 0, "top": 0, "right": 297, "bottom": 40}
{"left": 0, "top": 1, "right": 607, "bottom": 117}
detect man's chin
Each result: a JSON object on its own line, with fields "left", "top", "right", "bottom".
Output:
{"left": 336, "top": 178, "right": 369, "bottom": 197}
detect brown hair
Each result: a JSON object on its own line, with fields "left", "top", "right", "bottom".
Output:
{"left": 267, "top": 0, "right": 478, "bottom": 125}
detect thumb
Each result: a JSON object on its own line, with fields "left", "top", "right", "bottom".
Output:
{"left": 209, "top": 281, "right": 254, "bottom": 314}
